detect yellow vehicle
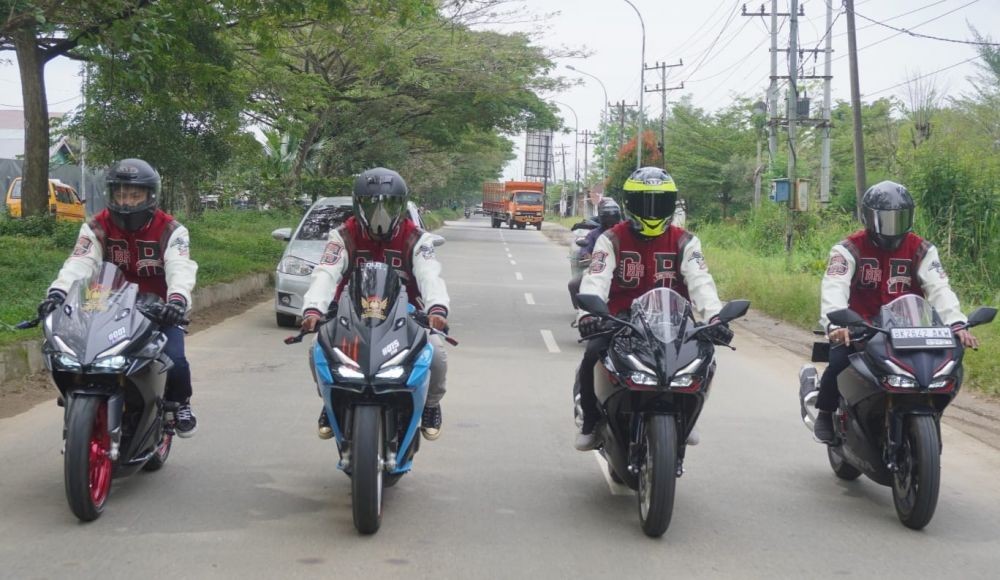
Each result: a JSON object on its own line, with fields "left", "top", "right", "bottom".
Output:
{"left": 4, "top": 177, "right": 86, "bottom": 222}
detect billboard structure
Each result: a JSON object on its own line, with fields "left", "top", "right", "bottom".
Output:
{"left": 523, "top": 130, "right": 553, "bottom": 182}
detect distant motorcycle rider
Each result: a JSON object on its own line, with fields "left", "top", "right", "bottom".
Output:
{"left": 568, "top": 198, "right": 622, "bottom": 308}
{"left": 574, "top": 167, "right": 726, "bottom": 451}
{"left": 38, "top": 159, "right": 199, "bottom": 436}
{"left": 301, "top": 167, "right": 450, "bottom": 441}
{"left": 813, "top": 180, "right": 978, "bottom": 443}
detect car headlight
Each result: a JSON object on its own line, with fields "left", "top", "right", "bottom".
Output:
{"left": 375, "top": 366, "right": 406, "bottom": 380}
{"left": 884, "top": 375, "right": 917, "bottom": 389}
{"left": 630, "top": 371, "right": 658, "bottom": 386}
{"left": 278, "top": 255, "right": 315, "bottom": 276}
{"left": 90, "top": 355, "right": 129, "bottom": 373}
{"left": 333, "top": 365, "right": 365, "bottom": 380}
{"left": 53, "top": 353, "right": 82, "bottom": 372}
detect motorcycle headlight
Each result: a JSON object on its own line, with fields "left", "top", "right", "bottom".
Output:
{"left": 884, "top": 375, "right": 917, "bottom": 389}
{"left": 333, "top": 365, "right": 365, "bottom": 380}
{"left": 928, "top": 377, "right": 952, "bottom": 389}
{"left": 89, "top": 355, "right": 129, "bottom": 373}
{"left": 629, "top": 371, "right": 658, "bottom": 386}
{"left": 375, "top": 366, "right": 406, "bottom": 380}
{"left": 278, "top": 255, "right": 315, "bottom": 276}
{"left": 53, "top": 353, "right": 82, "bottom": 372}
{"left": 669, "top": 375, "right": 696, "bottom": 387}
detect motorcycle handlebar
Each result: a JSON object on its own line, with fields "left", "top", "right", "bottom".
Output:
{"left": 284, "top": 313, "right": 459, "bottom": 347}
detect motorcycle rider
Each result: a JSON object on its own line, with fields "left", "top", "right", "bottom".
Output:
{"left": 38, "top": 159, "right": 199, "bottom": 436}
{"left": 568, "top": 198, "right": 622, "bottom": 308}
{"left": 301, "top": 167, "right": 450, "bottom": 441}
{"left": 813, "top": 180, "right": 979, "bottom": 443}
{"left": 574, "top": 167, "right": 727, "bottom": 451}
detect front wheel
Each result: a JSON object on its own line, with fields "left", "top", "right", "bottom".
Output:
{"left": 892, "top": 414, "right": 941, "bottom": 530}
{"left": 64, "top": 397, "right": 113, "bottom": 521}
{"left": 637, "top": 414, "right": 677, "bottom": 537}
{"left": 351, "top": 405, "right": 384, "bottom": 534}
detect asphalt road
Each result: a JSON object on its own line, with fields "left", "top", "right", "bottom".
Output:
{"left": 2, "top": 216, "right": 999, "bottom": 579}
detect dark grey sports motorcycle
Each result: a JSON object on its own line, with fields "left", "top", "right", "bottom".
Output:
{"left": 577, "top": 289, "right": 749, "bottom": 537}
{"left": 19, "top": 263, "right": 183, "bottom": 521}
{"left": 799, "top": 294, "right": 996, "bottom": 529}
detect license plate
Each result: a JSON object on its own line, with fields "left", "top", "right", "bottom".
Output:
{"left": 890, "top": 327, "right": 955, "bottom": 350}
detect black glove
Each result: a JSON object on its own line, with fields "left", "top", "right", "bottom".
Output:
{"left": 702, "top": 317, "right": 734, "bottom": 346}
{"left": 578, "top": 315, "right": 606, "bottom": 338}
{"left": 37, "top": 291, "right": 65, "bottom": 320}
{"left": 159, "top": 300, "right": 188, "bottom": 327}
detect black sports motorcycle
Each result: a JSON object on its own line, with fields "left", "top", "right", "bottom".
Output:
{"left": 799, "top": 294, "right": 995, "bottom": 529}
{"left": 18, "top": 263, "right": 183, "bottom": 521}
{"left": 577, "top": 289, "right": 749, "bottom": 537}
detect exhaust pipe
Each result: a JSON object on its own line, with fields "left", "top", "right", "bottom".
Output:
{"left": 799, "top": 365, "right": 820, "bottom": 431}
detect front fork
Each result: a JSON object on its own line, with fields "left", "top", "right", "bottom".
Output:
{"left": 628, "top": 413, "right": 685, "bottom": 478}
{"left": 882, "top": 397, "right": 941, "bottom": 472}
{"left": 61, "top": 392, "right": 124, "bottom": 461}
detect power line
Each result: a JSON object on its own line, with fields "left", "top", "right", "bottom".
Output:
{"left": 853, "top": 9, "right": 1000, "bottom": 46}
{"left": 679, "top": 0, "right": 745, "bottom": 83}
{"left": 864, "top": 56, "right": 980, "bottom": 96}
{"left": 831, "top": 0, "right": 950, "bottom": 39}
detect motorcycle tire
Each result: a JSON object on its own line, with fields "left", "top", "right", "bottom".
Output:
{"left": 826, "top": 446, "right": 862, "bottom": 481}
{"left": 64, "top": 396, "right": 113, "bottom": 522}
{"left": 142, "top": 431, "right": 173, "bottom": 472}
{"left": 351, "top": 405, "right": 384, "bottom": 534}
{"left": 892, "top": 414, "right": 940, "bottom": 530}
{"left": 637, "top": 414, "right": 677, "bottom": 538}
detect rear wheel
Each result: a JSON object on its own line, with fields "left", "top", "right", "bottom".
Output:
{"left": 637, "top": 414, "right": 677, "bottom": 537}
{"left": 351, "top": 405, "right": 384, "bottom": 534}
{"left": 276, "top": 312, "right": 298, "bottom": 328}
{"left": 827, "top": 446, "right": 862, "bottom": 480}
{"left": 536, "top": 222, "right": 543, "bottom": 230}
{"left": 64, "top": 397, "right": 112, "bottom": 522}
{"left": 892, "top": 415, "right": 940, "bottom": 530}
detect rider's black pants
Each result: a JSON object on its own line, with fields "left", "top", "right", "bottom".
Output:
{"left": 163, "top": 325, "right": 192, "bottom": 403}
{"left": 575, "top": 334, "right": 611, "bottom": 422}
{"left": 817, "top": 343, "right": 852, "bottom": 412}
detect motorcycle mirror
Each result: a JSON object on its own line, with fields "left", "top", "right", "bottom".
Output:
{"left": 575, "top": 238, "right": 589, "bottom": 247}
{"left": 429, "top": 234, "right": 446, "bottom": 247}
{"left": 966, "top": 306, "right": 997, "bottom": 328}
{"left": 576, "top": 294, "right": 609, "bottom": 317}
{"left": 718, "top": 299, "right": 750, "bottom": 322}
{"left": 271, "top": 227, "right": 292, "bottom": 242}
{"left": 827, "top": 308, "right": 864, "bottom": 328}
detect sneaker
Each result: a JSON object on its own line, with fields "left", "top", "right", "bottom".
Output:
{"left": 686, "top": 425, "right": 700, "bottom": 446}
{"left": 175, "top": 402, "right": 198, "bottom": 438}
{"left": 574, "top": 415, "right": 602, "bottom": 451}
{"left": 814, "top": 410, "right": 834, "bottom": 444}
{"left": 318, "top": 408, "right": 333, "bottom": 440}
{"left": 421, "top": 405, "right": 442, "bottom": 440}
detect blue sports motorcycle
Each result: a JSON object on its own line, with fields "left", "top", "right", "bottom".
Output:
{"left": 286, "top": 262, "right": 454, "bottom": 534}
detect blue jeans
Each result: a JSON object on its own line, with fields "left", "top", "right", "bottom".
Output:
{"left": 163, "top": 326, "right": 192, "bottom": 403}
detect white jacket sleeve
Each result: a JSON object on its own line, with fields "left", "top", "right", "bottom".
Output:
{"left": 49, "top": 223, "right": 104, "bottom": 296}
{"left": 918, "top": 245, "right": 966, "bottom": 325}
{"left": 819, "top": 244, "right": 856, "bottom": 330}
{"left": 301, "top": 228, "right": 350, "bottom": 316}
{"left": 578, "top": 233, "right": 615, "bottom": 320}
{"left": 411, "top": 232, "right": 450, "bottom": 315}
{"left": 164, "top": 225, "right": 198, "bottom": 309}
{"left": 679, "top": 235, "right": 723, "bottom": 322}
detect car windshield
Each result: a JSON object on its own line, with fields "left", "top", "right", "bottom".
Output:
{"left": 296, "top": 205, "right": 351, "bottom": 240}
{"left": 879, "top": 295, "right": 939, "bottom": 328}
{"left": 514, "top": 192, "right": 543, "bottom": 204}
{"left": 630, "top": 288, "right": 691, "bottom": 344}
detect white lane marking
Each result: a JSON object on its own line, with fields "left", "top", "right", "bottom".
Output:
{"left": 507, "top": 253, "right": 513, "bottom": 258}
{"left": 525, "top": 293, "right": 535, "bottom": 305}
{"left": 540, "top": 329, "right": 560, "bottom": 353}
{"left": 510, "top": 260, "right": 517, "bottom": 265}
{"left": 515, "top": 272, "right": 523, "bottom": 281}
{"left": 593, "top": 451, "right": 632, "bottom": 496}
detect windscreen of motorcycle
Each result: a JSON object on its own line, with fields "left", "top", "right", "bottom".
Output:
{"left": 50, "top": 263, "right": 140, "bottom": 362}
{"left": 878, "top": 295, "right": 941, "bottom": 328}
{"left": 348, "top": 262, "right": 402, "bottom": 327}
{"left": 629, "top": 288, "right": 692, "bottom": 344}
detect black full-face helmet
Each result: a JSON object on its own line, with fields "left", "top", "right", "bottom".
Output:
{"left": 861, "top": 180, "right": 915, "bottom": 251}
{"left": 353, "top": 167, "right": 409, "bottom": 240}
{"left": 597, "top": 197, "right": 622, "bottom": 229}
{"left": 106, "top": 158, "right": 161, "bottom": 232}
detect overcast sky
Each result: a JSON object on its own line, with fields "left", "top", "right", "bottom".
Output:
{"left": 1, "top": 1, "right": 996, "bottom": 182}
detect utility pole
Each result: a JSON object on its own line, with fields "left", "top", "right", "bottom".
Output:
{"left": 845, "top": 0, "right": 867, "bottom": 216}
{"left": 579, "top": 131, "right": 598, "bottom": 214}
{"left": 786, "top": 0, "right": 799, "bottom": 255}
{"left": 608, "top": 101, "right": 638, "bottom": 156}
{"left": 819, "top": 0, "right": 833, "bottom": 205}
{"left": 643, "top": 60, "right": 683, "bottom": 169}
{"left": 554, "top": 144, "right": 569, "bottom": 216}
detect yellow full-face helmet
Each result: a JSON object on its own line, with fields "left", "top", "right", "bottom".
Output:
{"left": 622, "top": 167, "right": 678, "bottom": 237}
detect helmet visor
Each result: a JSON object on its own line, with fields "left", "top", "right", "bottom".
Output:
{"left": 107, "top": 183, "right": 154, "bottom": 213}
{"left": 357, "top": 195, "right": 406, "bottom": 236}
{"left": 866, "top": 207, "right": 913, "bottom": 237}
{"left": 624, "top": 191, "right": 676, "bottom": 221}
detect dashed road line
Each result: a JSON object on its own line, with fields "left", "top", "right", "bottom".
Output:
{"left": 525, "top": 293, "right": 535, "bottom": 305}
{"left": 515, "top": 272, "right": 523, "bottom": 281}
{"left": 593, "top": 451, "right": 632, "bottom": 496}
{"left": 540, "top": 329, "right": 560, "bottom": 353}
